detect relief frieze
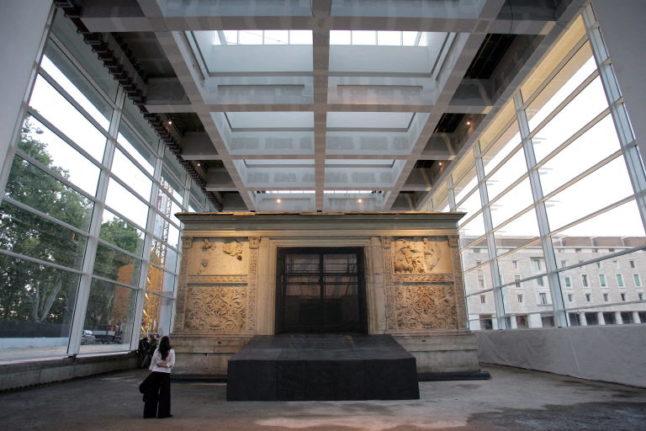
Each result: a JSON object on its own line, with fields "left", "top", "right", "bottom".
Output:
{"left": 184, "top": 285, "right": 248, "bottom": 332}
{"left": 394, "top": 284, "right": 458, "bottom": 330}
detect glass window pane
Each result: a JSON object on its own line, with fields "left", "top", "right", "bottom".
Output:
{"left": 494, "top": 208, "right": 541, "bottom": 252}
{"left": 117, "top": 122, "right": 156, "bottom": 174}
{"left": 51, "top": 12, "right": 118, "bottom": 100}
{"left": 461, "top": 236, "right": 490, "bottom": 271}
{"left": 141, "top": 293, "right": 173, "bottom": 337}
{"left": 497, "top": 241, "right": 546, "bottom": 280}
{"left": 455, "top": 188, "right": 481, "bottom": 218}
{"left": 486, "top": 149, "right": 527, "bottom": 200}
{"left": 122, "top": 98, "right": 159, "bottom": 147}
{"left": 146, "top": 259, "right": 177, "bottom": 294}
{"left": 482, "top": 124, "right": 521, "bottom": 177}
{"left": 545, "top": 157, "right": 635, "bottom": 231}
{"left": 466, "top": 290, "right": 496, "bottom": 328}
{"left": 526, "top": 43, "right": 596, "bottom": 130}
{"left": 153, "top": 214, "right": 180, "bottom": 247}
{"left": 105, "top": 178, "right": 149, "bottom": 229}
{"left": 164, "top": 149, "right": 188, "bottom": 186}
{"left": 560, "top": 250, "right": 646, "bottom": 326}
{"left": 99, "top": 209, "right": 145, "bottom": 257}
{"left": 464, "top": 265, "right": 493, "bottom": 296}
{"left": 93, "top": 242, "right": 141, "bottom": 286}
{"left": 531, "top": 77, "right": 607, "bottom": 163}
{"left": 552, "top": 200, "right": 645, "bottom": 267}
{"left": 490, "top": 178, "right": 533, "bottom": 228}
{"left": 161, "top": 168, "right": 184, "bottom": 203}
{"left": 29, "top": 75, "right": 107, "bottom": 162}
{"left": 42, "top": 43, "right": 113, "bottom": 130}
{"left": 0, "top": 201, "right": 87, "bottom": 270}
{"left": 0, "top": 254, "right": 79, "bottom": 361}
{"left": 502, "top": 279, "right": 553, "bottom": 329}
{"left": 352, "top": 31, "right": 376, "bottom": 45}
{"left": 377, "top": 31, "right": 401, "bottom": 46}
{"left": 5, "top": 156, "right": 94, "bottom": 231}
{"left": 20, "top": 116, "right": 100, "bottom": 196}
{"left": 80, "top": 279, "right": 136, "bottom": 352}
{"left": 538, "top": 115, "right": 621, "bottom": 195}
{"left": 112, "top": 149, "right": 152, "bottom": 200}
{"left": 459, "top": 212, "right": 485, "bottom": 239}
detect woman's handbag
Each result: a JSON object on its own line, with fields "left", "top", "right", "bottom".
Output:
{"left": 139, "top": 372, "right": 155, "bottom": 395}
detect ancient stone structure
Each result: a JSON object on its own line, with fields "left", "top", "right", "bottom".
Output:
{"left": 172, "top": 212, "right": 479, "bottom": 376}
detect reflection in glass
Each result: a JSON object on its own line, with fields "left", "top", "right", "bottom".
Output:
{"left": 41, "top": 44, "right": 112, "bottom": 130}
{"left": 105, "top": 178, "right": 149, "bottom": 229}
{"left": 112, "top": 149, "right": 152, "bottom": 200}
{"left": 29, "top": 75, "right": 107, "bottom": 162}
{"left": 117, "top": 123, "right": 155, "bottom": 174}
{"left": 5, "top": 156, "right": 93, "bottom": 231}
{"left": 80, "top": 279, "right": 135, "bottom": 352}
{"left": 93, "top": 243, "right": 141, "bottom": 286}
{"left": 99, "top": 209, "right": 145, "bottom": 257}
{"left": 0, "top": 201, "right": 87, "bottom": 270}
{"left": 141, "top": 293, "right": 173, "bottom": 337}
{"left": 20, "top": 116, "right": 100, "bottom": 195}
{"left": 0, "top": 254, "right": 79, "bottom": 361}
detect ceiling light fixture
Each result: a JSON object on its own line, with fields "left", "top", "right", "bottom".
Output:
{"left": 167, "top": 120, "right": 173, "bottom": 125}
{"left": 357, "top": 198, "right": 363, "bottom": 203}
{"left": 438, "top": 162, "right": 443, "bottom": 167}
{"left": 466, "top": 121, "right": 471, "bottom": 126}
{"left": 276, "top": 198, "right": 281, "bottom": 203}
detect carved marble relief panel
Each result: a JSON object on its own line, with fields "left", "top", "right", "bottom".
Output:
{"left": 394, "top": 284, "right": 458, "bottom": 330}
{"left": 184, "top": 285, "right": 248, "bottom": 332}
{"left": 189, "top": 238, "right": 249, "bottom": 276}
{"left": 175, "top": 236, "right": 257, "bottom": 334}
{"left": 388, "top": 236, "right": 459, "bottom": 331}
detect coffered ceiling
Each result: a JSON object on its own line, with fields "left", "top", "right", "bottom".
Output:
{"left": 66, "top": 0, "right": 584, "bottom": 211}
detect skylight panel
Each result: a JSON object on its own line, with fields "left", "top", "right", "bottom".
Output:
{"left": 351, "top": 30, "right": 377, "bottom": 45}
{"left": 264, "top": 30, "right": 289, "bottom": 44}
{"left": 377, "top": 31, "right": 401, "bottom": 46}
{"left": 239, "top": 30, "right": 263, "bottom": 44}
{"left": 214, "top": 30, "right": 312, "bottom": 45}
{"left": 330, "top": 30, "right": 351, "bottom": 45}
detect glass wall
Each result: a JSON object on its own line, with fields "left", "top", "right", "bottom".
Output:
{"left": 0, "top": 10, "right": 213, "bottom": 361}
{"left": 428, "top": 12, "right": 646, "bottom": 330}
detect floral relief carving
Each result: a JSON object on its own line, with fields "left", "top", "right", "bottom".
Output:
{"left": 184, "top": 286, "right": 247, "bottom": 331}
{"left": 394, "top": 284, "right": 458, "bottom": 330}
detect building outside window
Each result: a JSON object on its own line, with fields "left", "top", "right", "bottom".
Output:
{"left": 616, "top": 274, "right": 625, "bottom": 287}
{"left": 599, "top": 274, "right": 607, "bottom": 287}
{"left": 633, "top": 274, "right": 642, "bottom": 287}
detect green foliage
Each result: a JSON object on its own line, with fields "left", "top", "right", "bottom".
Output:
{"left": 0, "top": 120, "right": 140, "bottom": 328}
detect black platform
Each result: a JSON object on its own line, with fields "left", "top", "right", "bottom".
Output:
{"left": 227, "top": 334, "right": 420, "bottom": 401}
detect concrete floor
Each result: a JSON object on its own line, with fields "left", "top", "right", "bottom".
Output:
{"left": 1, "top": 365, "right": 645, "bottom": 431}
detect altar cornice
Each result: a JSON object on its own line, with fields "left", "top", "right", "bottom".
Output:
{"left": 176, "top": 211, "right": 466, "bottom": 232}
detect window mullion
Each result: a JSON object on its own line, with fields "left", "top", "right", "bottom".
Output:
{"left": 513, "top": 92, "right": 567, "bottom": 328}
{"left": 67, "top": 87, "right": 125, "bottom": 356}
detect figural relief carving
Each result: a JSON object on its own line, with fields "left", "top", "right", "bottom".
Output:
{"left": 184, "top": 286, "right": 248, "bottom": 331}
{"left": 393, "top": 237, "right": 451, "bottom": 274}
{"left": 223, "top": 240, "right": 243, "bottom": 261}
{"left": 394, "top": 284, "right": 458, "bottom": 330}
{"left": 190, "top": 238, "right": 249, "bottom": 275}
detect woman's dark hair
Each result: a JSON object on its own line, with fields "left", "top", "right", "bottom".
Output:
{"left": 159, "top": 336, "right": 171, "bottom": 360}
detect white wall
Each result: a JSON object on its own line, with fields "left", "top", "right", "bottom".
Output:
{"left": 592, "top": 0, "right": 646, "bottom": 162}
{"left": 0, "top": 1, "right": 52, "bottom": 192}
{"left": 476, "top": 326, "right": 646, "bottom": 387}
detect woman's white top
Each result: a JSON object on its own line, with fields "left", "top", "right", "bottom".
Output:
{"left": 149, "top": 348, "right": 175, "bottom": 373}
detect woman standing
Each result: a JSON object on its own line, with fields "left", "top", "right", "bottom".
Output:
{"left": 143, "top": 336, "right": 175, "bottom": 419}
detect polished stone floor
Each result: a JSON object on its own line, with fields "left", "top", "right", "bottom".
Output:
{"left": 1, "top": 364, "right": 645, "bottom": 431}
